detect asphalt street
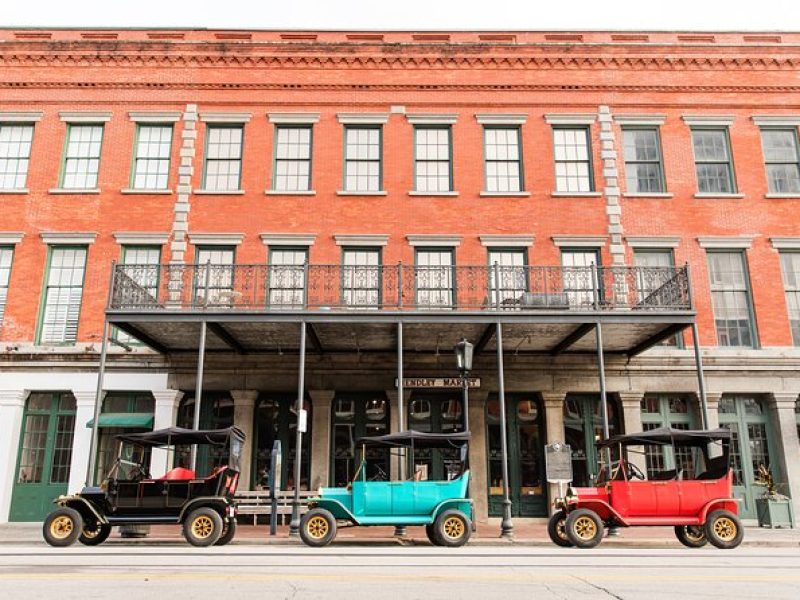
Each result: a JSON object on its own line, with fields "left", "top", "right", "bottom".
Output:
{"left": 0, "top": 543, "right": 798, "bottom": 600}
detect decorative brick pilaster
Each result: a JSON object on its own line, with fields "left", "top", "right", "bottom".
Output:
{"left": 597, "top": 105, "right": 626, "bottom": 268}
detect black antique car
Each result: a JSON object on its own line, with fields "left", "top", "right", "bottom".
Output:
{"left": 42, "top": 426, "right": 244, "bottom": 547}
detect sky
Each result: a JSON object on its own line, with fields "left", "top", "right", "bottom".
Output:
{"left": 4, "top": 0, "right": 800, "bottom": 31}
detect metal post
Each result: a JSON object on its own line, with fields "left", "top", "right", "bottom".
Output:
{"left": 462, "top": 376, "right": 470, "bottom": 432}
{"left": 596, "top": 322, "right": 612, "bottom": 478}
{"left": 190, "top": 320, "right": 207, "bottom": 471}
{"left": 495, "top": 322, "right": 513, "bottom": 538}
{"left": 493, "top": 263, "right": 513, "bottom": 537}
{"left": 395, "top": 320, "right": 407, "bottom": 538}
{"left": 85, "top": 320, "right": 111, "bottom": 487}
{"left": 289, "top": 321, "right": 307, "bottom": 537}
{"left": 691, "top": 322, "right": 710, "bottom": 429}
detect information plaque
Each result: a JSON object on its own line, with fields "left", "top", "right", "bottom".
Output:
{"left": 545, "top": 442, "right": 573, "bottom": 484}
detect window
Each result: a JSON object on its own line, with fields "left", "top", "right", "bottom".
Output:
{"left": 0, "top": 123, "right": 34, "bottom": 190}
{"left": 331, "top": 394, "right": 389, "bottom": 486}
{"left": 560, "top": 249, "right": 600, "bottom": 307}
{"left": 0, "top": 246, "right": 13, "bottom": 332}
{"left": 268, "top": 247, "right": 307, "bottom": 308}
{"left": 553, "top": 127, "right": 593, "bottom": 193}
{"left": 416, "top": 249, "right": 454, "bottom": 308}
{"left": 131, "top": 124, "right": 173, "bottom": 190}
{"left": 38, "top": 246, "right": 87, "bottom": 344}
{"left": 707, "top": 251, "right": 756, "bottom": 347}
{"left": 203, "top": 125, "right": 243, "bottom": 192}
{"left": 633, "top": 249, "right": 680, "bottom": 346}
{"left": 779, "top": 252, "right": 800, "bottom": 346}
{"left": 484, "top": 127, "right": 523, "bottom": 192}
{"left": 60, "top": 125, "right": 103, "bottom": 189}
{"left": 344, "top": 127, "right": 381, "bottom": 192}
{"left": 760, "top": 129, "right": 800, "bottom": 194}
{"left": 641, "top": 395, "right": 697, "bottom": 479}
{"left": 691, "top": 128, "right": 736, "bottom": 194}
{"left": 194, "top": 246, "right": 235, "bottom": 306}
{"left": 414, "top": 127, "right": 452, "bottom": 192}
{"left": 488, "top": 248, "right": 527, "bottom": 305}
{"left": 622, "top": 128, "right": 665, "bottom": 193}
{"left": 273, "top": 126, "right": 312, "bottom": 192}
{"left": 114, "top": 246, "right": 161, "bottom": 344}
{"left": 342, "top": 248, "right": 381, "bottom": 307}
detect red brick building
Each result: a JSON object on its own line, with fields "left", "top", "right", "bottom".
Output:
{"left": 0, "top": 29, "right": 799, "bottom": 527}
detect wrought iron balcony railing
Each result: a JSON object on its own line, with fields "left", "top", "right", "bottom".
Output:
{"left": 108, "top": 263, "right": 692, "bottom": 313}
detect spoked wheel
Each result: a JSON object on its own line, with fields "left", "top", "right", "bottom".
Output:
{"left": 43, "top": 507, "right": 84, "bottom": 547}
{"left": 433, "top": 509, "right": 472, "bottom": 548}
{"left": 548, "top": 510, "right": 573, "bottom": 547}
{"left": 79, "top": 521, "right": 112, "bottom": 546}
{"left": 299, "top": 508, "right": 337, "bottom": 547}
{"left": 674, "top": 525, "right": 707, "bottom": 548}
{"left": 565, "top": 508, "right": 604, "bottom": 549}
{"left": 214, "top": 518, "right": 237, "bottom": 546}
{"left": 183, "top": 507, "right": 223, "bottom": 547}
{"left": 704, "top": 510, "right": 743, "bottom": 549}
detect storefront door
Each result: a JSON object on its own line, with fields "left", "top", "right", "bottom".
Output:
{"left": 408, "top": 393, "right": 464, "bottom": 481}
{"left": 487, "top": 395, "right": 547, "bottom": 517}
{"left": 718, "top": 396, "right": 777, "bottom": 519}
{"left": 563, "top": 394, "right": 621, "bottom": 487}
{"left": 253, "top": 395, "right": 312, "bottom": 490}
{"left": 10, "top": 392, "right": 76, "bottom": 521}
{"left": 330, "top": 393, "right": 390, "bottom": 487}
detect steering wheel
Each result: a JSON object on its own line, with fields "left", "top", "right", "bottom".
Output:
{"left": 368, "top": 464, "right": 388, "bottom": 482}
{"left": 626, "top": 461, "right": 646, "bottom": 481}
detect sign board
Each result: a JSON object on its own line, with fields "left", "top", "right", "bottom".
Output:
{"left": 269, "top": 440, "right": 282, "bottom": 536}
{"left": 545, "top": 442, "right": 573, "bottom": 483}
{"left": 298, "top": 408, "right": 308, "bottom": 433}
{"left": 395, "top": 377, "right": 481, "bottom": 389}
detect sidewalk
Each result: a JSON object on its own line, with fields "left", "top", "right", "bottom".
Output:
{"left": 3, "top": 519, "right": 799, "bottom": 547}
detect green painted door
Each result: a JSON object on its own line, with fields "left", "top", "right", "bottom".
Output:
{"left": 408, "top": 393, "right": 464, "bottom": 481}
{"left": 253, "top": 394, "right": 312, "bottom": 490}
{"left": 718, "top": 396, "right": 777, "bottom": 519}
{"left": 330, "top": 393, "right": 390, "bottom": 487}
{"left": 563, "top": 394, "right": 621, "bottom": 487}
{"left": 487, "top": 395, "right": 547, "bottom": 517}
{"left": 10, "top": 392, "right": 77, "bottom": 521}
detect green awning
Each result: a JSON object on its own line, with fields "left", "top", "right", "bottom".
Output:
{"left": 86, "top": 413, "right": 154, "bottom": 429}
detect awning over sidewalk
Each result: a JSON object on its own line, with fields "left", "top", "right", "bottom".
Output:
{"left": 86, "top": 413, "right": 154, "bottom": 429}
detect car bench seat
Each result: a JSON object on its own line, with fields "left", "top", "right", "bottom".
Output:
{"left": 159, "top": 467, "right": 196, "bottom": 480}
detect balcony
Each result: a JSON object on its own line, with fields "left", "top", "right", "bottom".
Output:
{"left": 109, "top": 263, "right": 692, "bottom": 313}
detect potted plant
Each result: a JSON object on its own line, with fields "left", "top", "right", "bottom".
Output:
{"left": 754, "top": 464, "right": 794, "bottom": 528}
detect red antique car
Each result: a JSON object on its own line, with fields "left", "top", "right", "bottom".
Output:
{"left": 549, "top": 427, "right": 742, "bottom": 549}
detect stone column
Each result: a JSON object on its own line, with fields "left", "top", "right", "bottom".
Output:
{"left": 701, "top": 392, "right": 723, "bottom": 430}
{"left": 308, "top": 390, "right": 334, "bottom": 490}
{"left": 467, "top": 390, "right": 489, "bottom": 524}
{"left": 149, "top": 390, "right": 184, "bottom": 478}
{"left": 768, "top": 393, "right": 800, "bottom": 519}
{"left": 618, "top": 391, "right": 647, "bottom": 475}
{"left": 69, "top": 390, "right": 104, "bottom": 493}
{"left": 0, "top": 391, "right": 26, "bottom": 523}
{"left": 541, "top": 392, "right": 567, "bottom": 514}
{"left": 230, "top": 390, "right": 258, "bottom": 491}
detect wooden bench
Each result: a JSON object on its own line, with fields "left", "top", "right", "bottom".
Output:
{"left": 235, "top": 490, "right": 316, "bottom": 525}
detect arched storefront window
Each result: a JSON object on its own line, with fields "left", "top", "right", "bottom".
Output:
{"left": 177, "top": 392, "right": 234, "bottom": 475}
{"left": 409, "top": 394, "right": 463, "bottom": 481}
{"left": 253, "top": 395, "right": 312, "bottom": 490}
{"left": 563, "top": 394, "right": 621, "bottom": 487}
{"left": 640, "top": 394, "right": 697, "bottom": 479}
{"left": 95, "top": 392, "right": 156, "bottom": 481}
{"left": 331, "top": 393, "right": 389, "bottom": 487}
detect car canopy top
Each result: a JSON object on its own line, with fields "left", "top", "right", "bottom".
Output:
{"left": 597, "top": 426, "right": 731, "bottom": 448}
{"left": 357, "top": 430, "right": 470, "bottom": 449}
{"left": 115, "top": 426, "right": 246, "bottom": 448}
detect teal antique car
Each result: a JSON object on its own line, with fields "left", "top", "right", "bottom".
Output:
{"left": 299, "top": 430, "right": 473, "bottom": 547}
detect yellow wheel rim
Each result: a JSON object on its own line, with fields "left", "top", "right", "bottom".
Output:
{"left": 713, "top": 517, "right": 737, "bottom": 542}
{"left": 556, "top": 518, "right": 568, "bottom": 541}
{"left": 306, "top": 516, "right": 329, "bottom": 540}
{"left": 82, "top": 526, "right": 98, "bottom": 539}
{"left": 573, "top": 516, "right": 597, "bottom": 541}
{"left": 191, "top": 516, "right": 214, "bottom": 539}
{"left": 443, "top": 516, "right": 465, "bottom": 540}
{"left": 50, "top": 516, "right": 74, "bottom": 540}
{"left": 684, "top": 526, "right": 705, "bottom": 542}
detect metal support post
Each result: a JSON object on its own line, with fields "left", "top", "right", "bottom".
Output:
{"left": 691, "top": 322, "right": 710, "bottom": 429}
{"left": 190, "top": 320, "right": 207, "bottom": 471}
{"left": 495, "top": 322, "right": 513, "bottom": 538}
{"left": 289, "top": 321, "right": 307, "bottom": 537}
{"left": 596, "top": 322, "right": 611, "bottom": 477}
{"left": 462, "top": 376, "right": 470, "bottom": 432}
{"left": 395, "top": 320, "right": 407, "bottom": 538}
{"left": 86, "top": 320, "right": 111, "bottom": 487}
